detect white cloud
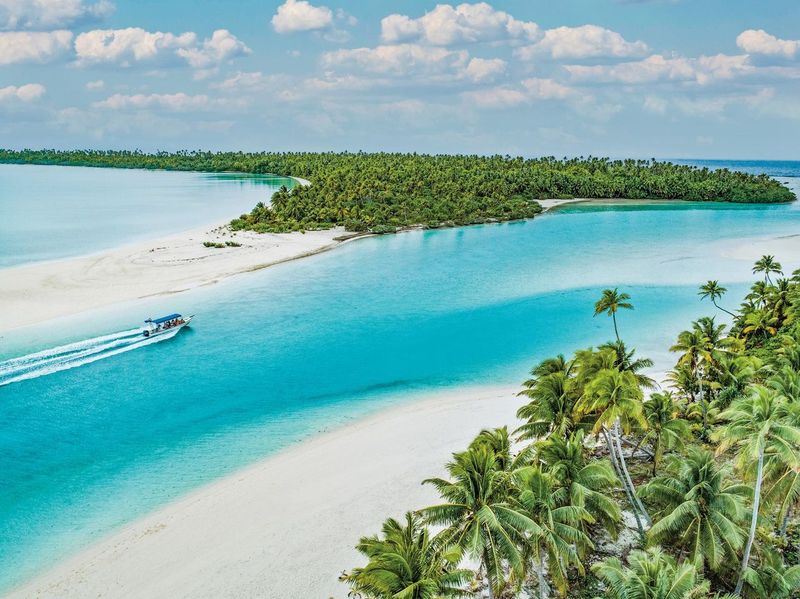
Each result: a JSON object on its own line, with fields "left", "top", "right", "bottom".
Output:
{"left": 322, "top": 43, "right": 469, "bottom": 76}
{"left": 0, "top": 0, "right": 113, "bottom": 30}
{"left": 85, "top": 79, "right": 104, "bottom": 90}
{"left": 75, "top": 28, "right": 195, "bottom": 65}
{"left": 175, "top": 29, "right": 250, "bottom": 68}
{"left": 515, "top": 25, "right": 648, "bottom": 60}
{"left": 74, "top": 27, "right": 248, "bottom": 70}
{"left": 272, "top": 0, "right": 332, "bottom": 33}
{"left": 381, "top": 2, "right": 540, "bottom": 45}
{"left": 566, "top": 53, "right": 752, "bottom": 85}
{"left": 0, "top": 30, "right": 72, "bottom": 65}
{"left": 463, "top": 77, "right": 575, "bottom": 108}
{"left": 737, "top": 29, "right": 800, "bottom": 59}
{"left": 214, "top": 70, "right": 267, "bottom": 91}
{"left": 464, "top": 57, "right": 506, "bottom": 82}
{"left": 93, "top": 92, "right": 211, "bottom": 111}
{"left": 0, "top": 83, "right": 46, "bottom": 102}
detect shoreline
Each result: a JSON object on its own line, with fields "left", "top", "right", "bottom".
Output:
{"left": 7, "top": 384, "right": 522, "bottom": 599}
{"left": 0, "top": 198, "right": 570, "bottom": 335}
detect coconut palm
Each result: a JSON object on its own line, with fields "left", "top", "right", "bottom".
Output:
{"left": 639, "top": 449, "right": 747, "bottom": 573}
{"left": 594, "top": 288, "right": 634, "bottom": 343}
{"left": 536, "top": 430, "right": 623, "bottom": 538}
{"left": 752, "top": 255, "right": 782, "bottom": 285}
{"left": 641, "top": 391, "right": 690, "bottom": 476}
{"left": 741, "top": 309, "right": 778, "bottom": 340}
{"left": 699, "top": 280, "right": 736, "bottom": 317}
{"left": 599, "top": 339, "right": 657, "bottom": 389}
{"left": 671, "top": 326, "right": 711, "bottom": 437}
{"left": 580, "top": 367, "right": 650, "bottom": 537}
{"left": 516, "top": 371, "right": 582, "bottom": 441}
{"left": 341, "top": 512, "right": 473, "bottom": 599}
{"left": 512, "top": 467, "right": 592, "bottom": 598}
{"left": 421, "top": 446, "right": 534, "bottom": 598}
{"left": 740, "top": 548, "right": 800, "bottom": 599}
{"left": 769, "top": 278, "right": 793, "bottom": 328}
{"left": 716, "top": 386, "right": 800, "bottom": 595}
{"left": 592, "top": 547, "right": 709, "bottom": 599}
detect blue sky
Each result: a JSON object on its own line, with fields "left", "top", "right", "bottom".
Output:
{"left": 2, "top": 0, "right": 800, "bottom": 158}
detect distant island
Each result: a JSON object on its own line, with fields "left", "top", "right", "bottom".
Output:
{"left": 0, "top": 150, "right": 795, "bottom": 234}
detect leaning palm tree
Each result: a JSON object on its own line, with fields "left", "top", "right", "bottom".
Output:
{"left": 513, "top": 467, "right": 592, "bottom": 599}
{"left": 594, "top": 288, "right": 634, "bottom": 342}
{"left": 699, "top": 280, "right": 736, "bottom": 317}
{"left": 341, "top": 512, "right": 473, "bottom": 599}
{"left": 580, "top": 367, "right": 651, "bottom": 537}
{"left": 421, "top": 446, "right": 534, "bottom": 599}
{"left": 537, "top": 430, "right": 622, "bottom": 539}
{"left": 641, "top": 391, "right": 690, "bottom": 476}
{"left": 752, "top": 255, "right": 783, "bottom": 285}
{"left": 716, "top": 386, "right": 800, "bottom": 595}
{"left": 592, "top": 547, "right": 709, "bottom": 599}
{"left": 639, "top": 448, "right": 747, "bottom": 573}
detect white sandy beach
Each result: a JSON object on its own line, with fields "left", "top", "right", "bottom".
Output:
{"left": 9, "top": 385, "right": 521, "bottom": 599}
{"left": 0, "top": 224, "right": 346, "bottom": 333}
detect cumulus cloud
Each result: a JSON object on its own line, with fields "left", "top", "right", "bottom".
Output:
{"left": 85, "top": 79, "right": 104, "bottom": 90}
{"left": 464, "top": 57, "right": 506, "bottom": 82}
{"left": 464, "top": 77, "right": 575, "bottom": 108}
{"left": 380, "top": 2, "right": 540, "bottom": 45}
{"left": 566, "top": 53, "right": 752, "bottom": 85}
{"left": 93, "top": 92, "right": 212, "bottom": 111}
{"left": 322, "top": 43, "right": 469, "bottom": 76}
{"left": 0, "top": 83, "right": 46, "bottom": 102}
{"left": 0, "top": 30, "right": 72, "bottom": 65}
{"left": 272, "top": 0, "right": 333, "bottom": 33}
{"left": 74, "top": 27, "right": 249, "bottom": 69}
{"left": 737, "top": 29, "right": 800, "bottom": 59}
{"left": 175, "top": 29, "right": 250, "bottom": 68}
{"left": 0, "top": 0, "right": 113, "bottom": 30}
{"left": 515, "top": 25, "right": 649, "bottom": 60}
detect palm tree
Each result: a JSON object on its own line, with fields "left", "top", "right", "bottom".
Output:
{"left": 516, "top": 371, "right": 581, "bottom": 441}
{"left": 599, "top": 339, "right": 657, "bottom": 389}
{"left": 512, "top": 467, "right": 592, "bottom": 598}
{"left": 421, "top": 446, "right": 534, "bottom": 598}
{"left": 594, "top": 288, "right": 634, "bottom": 343}
{"left": 752, "top": 255, "right": 783, "bottom": 285}
{"left": 580, "top": 367, "right": 651, "bottom": 537}
{"left": 741, "top": 309, "right": 778, "bottom": 340}
{"left": 641, "top": 391, "right": 690, "bottom": 476}
{"left": 740, "top": 548, "right": 800, "bottom": 599}
{"left": 592, "top": 547, "right": 709, "bottom": 599}
{"left": 716, "top": 386, "right": 800, "bottom": 595}
{"left": 639, "top": 448, "right": 747, "bottom": 573}
{"left": 537, "top": 430, "right": 623, "bottom": 538}
{"left": 671, "top": 326, "right": 711, "bottom": 438}
{"left": 699, "top": 280, "right": 736, "bottom": 317}
{"left": 341, "top": 512, "right": 473, "bottom": 599}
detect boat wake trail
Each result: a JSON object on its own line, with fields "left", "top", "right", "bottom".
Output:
{"left": 0, "top": 327, "right": 177, "bottom": 386}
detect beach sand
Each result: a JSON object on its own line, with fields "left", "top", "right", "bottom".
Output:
{"left": 0, "top": 224, "right": 346, "bottom": 333}
{"left": 9, "top": 385, "right": 521, "bottom": 599}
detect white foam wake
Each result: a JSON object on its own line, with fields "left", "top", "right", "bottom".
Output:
{"left": 0, "top": 327, "right": 179, "bottom": 386}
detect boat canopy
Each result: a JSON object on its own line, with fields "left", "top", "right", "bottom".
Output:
{"left": 147, "top": 313, "right": 182, "bottom": 324}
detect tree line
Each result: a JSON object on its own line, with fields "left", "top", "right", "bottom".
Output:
{"left": 341, "top": 267, "right": 800, "bottom": 599}
{"left": 0, "top": 149, "right": 794, "bottom": 234}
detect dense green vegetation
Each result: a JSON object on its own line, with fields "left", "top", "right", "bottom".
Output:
{"left": 0, "top": 149, "right": 794, "bottom": 234}
{"left": 342, "top": 259, "right": 800, "bottom": 599}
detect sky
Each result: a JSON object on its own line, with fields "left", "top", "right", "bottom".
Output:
{"left": 1, "top": 0, "right": 800, "bottom": 159}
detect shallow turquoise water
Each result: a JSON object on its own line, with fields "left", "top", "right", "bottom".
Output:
{"left": 1, "top": 164, "right": 799, "bottom": 591}
{"left": 0, "top": 164, "right": 294, "bottom": 267}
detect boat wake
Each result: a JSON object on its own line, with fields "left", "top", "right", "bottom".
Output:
{"left": 0, "top": 327, "right": 178, "bottom": 386}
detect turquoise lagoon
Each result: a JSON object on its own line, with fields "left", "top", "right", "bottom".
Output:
{"left": 1, "top": 163, "right": 799, "bottom": 591}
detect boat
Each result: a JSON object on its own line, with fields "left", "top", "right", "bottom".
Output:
{"left": 142, "top": 313, "right": 193, "bottom": 338}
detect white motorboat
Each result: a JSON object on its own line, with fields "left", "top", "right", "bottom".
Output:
{"left": 142, "top": 313, "right": 193, "bottom": 338}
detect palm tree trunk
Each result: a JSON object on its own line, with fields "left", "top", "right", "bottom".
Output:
{"left": 612, "top": 312, "right": 620, "bottom": 342}
{"left": 652, "top": 434, "right": 661, "bottom": 477}
{"left": 603, "top": 426, "right": 644, "bottom": 539}
{"left": 699, "top": 376, "right": 708, "bottom": 439}
{"left": 734, "top": 445, "right": 765, "bottom": 596}
{"left": 613, "top": 421, "right": 652, "bottom": 527}
{"left": 779, "top": 508, "right": 791, "bottom": 538}
{"left": 713, "top": 299, "right": 737, "bottom": 318}
{"left": 483, "top": 550, "right": 495, "bottom": 599}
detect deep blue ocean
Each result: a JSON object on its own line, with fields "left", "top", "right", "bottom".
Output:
{"left": 1, "top": 160, "right": 799, "bottom": 592}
